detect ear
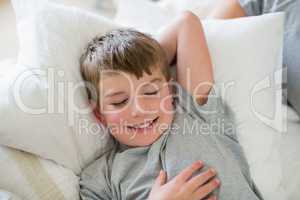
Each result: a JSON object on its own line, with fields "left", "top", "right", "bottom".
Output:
{"left": 89, "top": 100, "right": 106, "bottom": 125}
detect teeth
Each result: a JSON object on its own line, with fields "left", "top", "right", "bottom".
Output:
{"left": 130, "top": 118, "right": 157, "bottom": 129}
{"left": 134, "top": 121, "right": 151, "bottom": 129}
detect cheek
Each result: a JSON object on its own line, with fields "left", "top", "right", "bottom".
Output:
{"left": 159, "top": 88, "right": 173, "bottom": 112}
{"left": 161, "top": 96, "right": 173, "bottom": 111}
{"left": 104, "top": 114, "right": 121, "bottom": 124}
{"left": 102, "top": 109, "right": 130, "bottom": 125}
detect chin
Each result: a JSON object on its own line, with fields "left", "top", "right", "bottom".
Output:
{"left": 126, "top": 132, "right": 163, "bottom": 147}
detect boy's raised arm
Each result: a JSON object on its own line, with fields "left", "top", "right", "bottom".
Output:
{"left": 158, "top": 11, "right": 214, "bottom": 105}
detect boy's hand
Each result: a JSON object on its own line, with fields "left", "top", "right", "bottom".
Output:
{"left": 148, "top": 161, "right": 220, "bottom": 200}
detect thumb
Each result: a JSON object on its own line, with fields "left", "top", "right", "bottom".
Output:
{"left": 154, "top": 170, "right": 166, "bottom": 187}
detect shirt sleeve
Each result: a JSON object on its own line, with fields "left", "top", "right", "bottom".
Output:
{"left": 238, "top": 0, "right": 264, "bottom": 16}
{"left": 79, "top": 151, "right": 114, "bottom": 200}
{"left": 174, "top": 84, "right": 238, "bottom": 142}
{"left": 175, "top": 84, "right": 224, "bottom": 122}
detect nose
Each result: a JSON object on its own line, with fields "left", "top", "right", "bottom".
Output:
{"left": 131, "top": 97, "right": 147, "bottom": 117}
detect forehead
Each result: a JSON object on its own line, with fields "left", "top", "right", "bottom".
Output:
{"left": 99, "top": 67, "right": 165, "bottom": 94}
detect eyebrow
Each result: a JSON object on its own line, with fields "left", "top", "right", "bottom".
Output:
{"left": 149, "top": 77, "right": 163, "bottom": 83}
{"left": 104, "top": 77, "right": 163, "bottom": 98}
{"left": 104, "top": 91, "right": 126, "bottom": 98}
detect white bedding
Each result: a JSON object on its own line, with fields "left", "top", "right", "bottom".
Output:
{"left": 0, "top": 145, "right": 79, "bottom": 200}
{"left": 0, "top": 59, "right": 80, "bottom": 200}
{"left": 280, "top": 105, "right": 300, "bottom": 200}
{"left": 0, "top": 0, "right": 300, "bottom": 200}
{"left": 0, "top": 190, "right": 21, "bottom": 200}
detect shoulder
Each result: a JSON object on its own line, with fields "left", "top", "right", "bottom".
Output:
{"left": 79, "top": 149, "right": 116, "bottom": 200}
{"left": 81, "top": 149, "right": 116, "bottom": 179}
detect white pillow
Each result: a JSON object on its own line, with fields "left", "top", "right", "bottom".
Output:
{"left": 114, "top": 0, "right": 173, "bottom": 35}
{"left": 202, "top": 15, "right": 285, "bottom": 200}
{"left": 0, "top": 190, "right": 22, "bottom": 200}
{"left": 114, "top": 3, "right": 285, "bottom": 199}
{"left": 0, "top": 145, "right": 79, "bottom": 200}
{"left": 0, "top": 1, "right": 119, "bottom": 174}
{"left": 114, "top": 0, "right": 220, "bottom": 35}
{"left": 57, "top": 0, "right": 117, "bottom": 18}
{"left": 159, "top": 0, "right": 220, "bottom": 18}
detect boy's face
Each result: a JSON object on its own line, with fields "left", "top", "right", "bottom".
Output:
{"left": 97, "top": 67, "right": 174, "bottom": 147}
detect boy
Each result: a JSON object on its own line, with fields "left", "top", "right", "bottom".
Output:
{"left": 79, "top": 12, "right": 262, "bottom": 200}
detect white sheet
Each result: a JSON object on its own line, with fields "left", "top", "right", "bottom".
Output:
{"left": 279, "top": 104, "right": 300, "bottom": 200}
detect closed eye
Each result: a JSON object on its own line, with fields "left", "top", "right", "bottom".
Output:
{"left": 111, "top": 99, "right": 128, "bottom": 106}
{"left": 144, "top": 90, "right": 159, "bottom": 95}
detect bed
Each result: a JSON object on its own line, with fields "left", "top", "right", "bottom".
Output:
{"left": 0, "top": 0, "right": 299, "bottom": 199}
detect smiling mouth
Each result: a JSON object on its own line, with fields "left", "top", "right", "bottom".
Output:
{"left": 127, "top": 117, "right": 159, "bottom": 130}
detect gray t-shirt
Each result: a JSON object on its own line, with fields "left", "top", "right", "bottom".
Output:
{"left": 79, "top": 85, "right": 263, "bottom": 200}
{"left": 238, "top": 0, "right": 300, "bottom": 116}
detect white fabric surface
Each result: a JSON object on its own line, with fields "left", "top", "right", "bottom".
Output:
{"left": 279, "top": 105, "right": 300, "bottom": 200}
{"left": 1, "top": 59, "right": 80, "bottom": 200}
{"left": 0, "top": 144, "right": 79, "bottom": 200}
{"left": 0, "top": 0, "right": 118, "bottom": 174}
{"left": 0, "top": 190, "right": 22, "bottom": 200}
{"left": 159, "top": 0, "right": 220, "bottom": 18}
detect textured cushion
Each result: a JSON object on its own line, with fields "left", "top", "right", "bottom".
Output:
{"left": 0, "top": 1, "right": 119, "bottom": 174}
{"left": 0, "top": 145, "right": 79, "bottom": 200}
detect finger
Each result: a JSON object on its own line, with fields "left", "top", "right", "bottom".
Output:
{"left": 154, "top": 170, "right": 166, "bottom": 188}
{"left": 206, "top": 195, "right": 217, "bottom": 200}
{"left": 192, "top": 178, "right": 220, "bottom": 200}
{"left": 186, "top": 168, "right": 217, "bottom": 192}
{"left": 175, "top": 161, "right": 204, "bottom": 183}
